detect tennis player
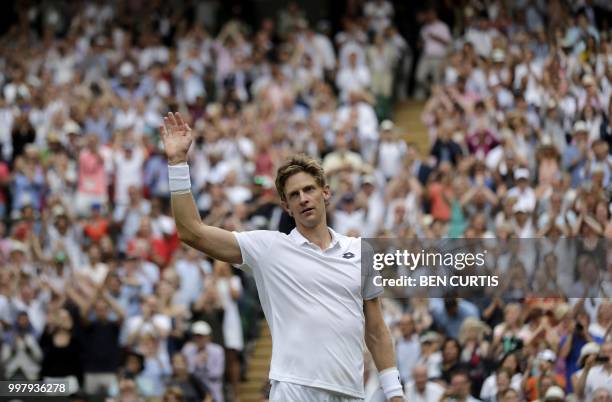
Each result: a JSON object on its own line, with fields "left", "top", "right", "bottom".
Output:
{"left": 161, "top": 112, "right": 403, "bottom": 402}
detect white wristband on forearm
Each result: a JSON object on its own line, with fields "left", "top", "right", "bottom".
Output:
{"left": 379, "top": 367, "right": 403, "bottom": 400}
{"left": 168, "top": 163, "right": 191, "bottom": 193}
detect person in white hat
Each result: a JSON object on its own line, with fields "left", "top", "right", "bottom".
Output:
{"left": 579, "top": 343, "right": 601, "bottom": 369}
{"left": 562, "top": 121, "right": 590, "bottom": 188}
{"left": 506, "top": 168, "right": 536, "bottom": 213}
{"left": 524, "top": 349, "right": 567, "bottom": 401}
{"left": 414, "top": 8, "right": 451, "bottom": 99}
{"left": 374, "top": 120, "right": 408, "bottom": 181}
{"left": 543, "top": 385, "right": 565, "bottom": 402}
{"left": 162, "top": 113, "right": 403, "bottom": 402}
{"left": 575, "top": 341, "right": 612, "bottom": 402}
{"left": 417, "top": 332, "right": 443, "bottom": 380}
{"left": 592, "top": 387, "right": 611, "bottom": 402}
{"left": 181, "top": 321, "right": 225, "bottom": 402}
{"left": 403, "top": 364, "right": 445, "bottom": 402}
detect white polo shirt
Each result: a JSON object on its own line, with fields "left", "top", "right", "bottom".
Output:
{"left": 233, "top": 227, "right": 382, "bottom": 398}
{"left": 584, "top": 365, "right": 612, "bottom": 402}
{"left": 404, "top": 381, "right": 445, "bottom": 402}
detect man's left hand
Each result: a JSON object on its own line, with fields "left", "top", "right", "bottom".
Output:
{"left": 390, "top": 397, "right": 404, "bottom": 402}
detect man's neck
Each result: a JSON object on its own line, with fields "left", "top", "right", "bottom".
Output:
{"left": 296, "top": 221, "right": 332, "bottom": 251}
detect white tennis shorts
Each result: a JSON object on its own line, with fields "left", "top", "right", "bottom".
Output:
{"left": 269, "top": 380, "right": 364, "bottom": 402}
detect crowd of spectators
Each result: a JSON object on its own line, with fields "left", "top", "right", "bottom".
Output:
{"left": 375, "top": 1, "right": 612, "bottom": 402}
{"left": 0, "top": 0, "right": 610, "bottom": 402}
{"left": 0, "top": 1, "right": 407, "bottom": 401}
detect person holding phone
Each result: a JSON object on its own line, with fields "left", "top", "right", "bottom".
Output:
{"left": 575, "top": 341, "right": 612, "bottom": 402}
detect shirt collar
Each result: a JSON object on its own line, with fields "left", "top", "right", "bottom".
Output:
{"left": 289, "top": 227, "right": 345, "bottom": 251}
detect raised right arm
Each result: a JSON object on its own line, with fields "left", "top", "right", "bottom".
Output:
{"left": 162, "top": 112, "right": 242, "bottom": 265}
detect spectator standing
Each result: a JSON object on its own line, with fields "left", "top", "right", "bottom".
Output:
{"left": 182, "top": 321, "right": 226, "bottom": 402}
{"left": 440, "top": 370, "right": 483, "bottom": 402}
{"left": 574, "top": 341, "right": 612, "bottom": 402}
{"left": 1, "top": 311, "right": 42, "bottom": 381}
{"left": 404, "top": 364, "right": 445, "bottom": 402}
{"left": 69, "top": 287, "right": 125, "bottom": 397}
{"left": 415, "top": 8, "right": 451, "bottom": 99}
{"left": 210, "top": 260, "right": 244, "bottom": 402}
{"left": 396, "top": 314, "right": 421, "bottom": 385}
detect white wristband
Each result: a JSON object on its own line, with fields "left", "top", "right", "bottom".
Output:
{"left": 168, "top": 163, "right": 191, "bottom": 193}
{"left": 379, "top": 367, "right": 403, "bottom": 400}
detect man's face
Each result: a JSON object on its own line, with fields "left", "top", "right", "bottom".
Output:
{"left": 142, "top": 296, "right": 158, "bottom": 315}
{"left": 575, "top": 132, "right": 587, "bottom": 144}
{"left": 451, "top": 374, "right": 471, "bottom": 398}
{"left": 172, "top": 354, "right": 187, "bottom": 374}
{"left": 413, "top": 367, "right": 428, "bottom": 391}
{"left": 399, "top": 315, "right": 414, "bottom": 337}
{"left": 501, "top": 390, "right": 520, "bottom": 402}
{"left": 540, "top": 359, "right": 553, "bottom": 372}
{"left": 496, "top": 372, "right": 510, "bottom": 392}
{"left": 592, "top": 389, "right": 611, "bottom": 402}
{"left": 281, "top": 172, "right": 330, "bottom": 229}
{"left": 594, "top": 142, "right": 608, "bottom": 158}
{"left": 195, "top": 334, "right": 209, "bottom": 348}
{"left": 94, "top": 299, "right": 108, "bottom": 318}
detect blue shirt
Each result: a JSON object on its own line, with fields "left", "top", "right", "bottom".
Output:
{"left": 562, "top": 145, "right": 587, "bottom": 188}
{"left": 560, "top": 333, "right": 587, "bottom": 393}
{"left": 430, "top": 299, "right": 480, "bottom": 338}
{"left": 396, "top": 335, "right": 421, "bottom": 384}
{"left": 11, "top": 171, "right": 44, "bottom": 211}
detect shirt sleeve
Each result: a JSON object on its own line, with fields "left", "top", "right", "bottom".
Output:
{"left": 361, "top": 239, "right": 384, "bottom": 300}
{"left": 232, "top": 230, "right": 276, "bottom": 271}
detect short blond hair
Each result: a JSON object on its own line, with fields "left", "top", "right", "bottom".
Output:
{"left": 275, "top": 154, "right": 326, "bottom": 202}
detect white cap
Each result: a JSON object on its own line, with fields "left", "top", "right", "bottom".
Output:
{"left": 191, "top": 321, "right": 212, "bottom": 336}
{"left": 119, "top": 62, "right": 135, "bottom": 77}
{"left": 513, "top": 202, "right": 530, "bottom": 214}
{"left": 514, "top": 168, "right": 529, "bottom": 180}
{"left": 579, "top": 342, "right": 601, "bottom": 366}
{"left": 10, "top": 240, "right": 28, "bottom": 254}
{"left": 159, "top": 217, "right": 176, "bottom": 235}
{"left": 491, "top": 48, "right": 505, "bottom": 62}
{"left": 419, "top": 331, "right": 440, "bottom": 344}
{"left": 52, "top": 205, "right": 67, "bottom": 218}
{"left": 537, "top": 349, "right": 557, "bottom": 362}
{"left": 380, "top": 120, "right": 395, "bottom": 131}
{"left": 582, "top": 74, "right": 596, "bottom": 86}
{"left": 63, "top": 121, "right": 81, "bottom": 135}
{"left": 573, "top": 120, "right": 588, "bottom": 134}
{"left": 544, "top": 386, "right": 565, "bottom": 401}
{"left": 362, "top": 175, "right": 376, "bottom": 185}
{"left": 561, "top": 36, "right": 574, "bottom": 48}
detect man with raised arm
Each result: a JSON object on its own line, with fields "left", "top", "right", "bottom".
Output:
{"left": 160, "top": 112, "right": 403, "bottom": 402}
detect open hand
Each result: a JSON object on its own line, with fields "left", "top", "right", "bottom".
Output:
{"left": 160, "top": 112, "right": 193, "bottom": 165}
